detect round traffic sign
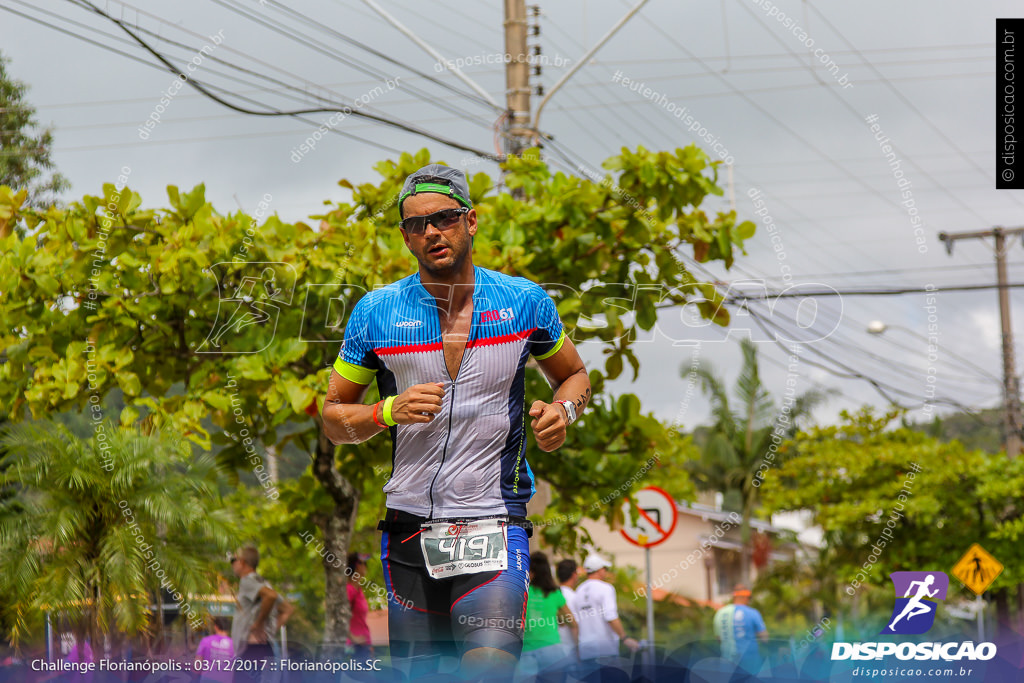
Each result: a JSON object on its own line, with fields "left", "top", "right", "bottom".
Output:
{"left": 620, "top": 486, "right": 678, "bottom": 548}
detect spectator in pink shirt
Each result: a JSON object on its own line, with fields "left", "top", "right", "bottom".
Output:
{"left": 347, "top": 552, "right": 373, "bottom": 660}
{"left": 196, "top": 617, "right": 235, "bottom": 683}
{"left": 66, "top": 628, "right": 94, "bottom": 683}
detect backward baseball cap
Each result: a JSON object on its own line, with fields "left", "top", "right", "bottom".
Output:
{"left": 398, "top": 163, "right": 473, "bottom": 218}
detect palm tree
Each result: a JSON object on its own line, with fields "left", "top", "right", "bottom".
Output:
{"left": 0, "top": 420, "right": 236, "bottom": 650}
{"left": 685, "top": 339, "right": 831, "bottom": 584}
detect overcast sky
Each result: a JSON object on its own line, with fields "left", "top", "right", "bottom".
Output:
{"left": 3, "top": 0, "right": 1022, "bottom": 433}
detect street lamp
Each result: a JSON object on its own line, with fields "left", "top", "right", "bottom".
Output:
{"left": 866, "top": 320, "right": 888, "bottom": 336}
{"left": 866, "top": 320, "right": 1002, "bottom": 384}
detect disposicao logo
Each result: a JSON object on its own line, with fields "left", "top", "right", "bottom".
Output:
{"left": 831, "top": 570, "right": 997, "bottom": 663}
{"left": 881, "top": 571, "right": 948, "bottom": 635}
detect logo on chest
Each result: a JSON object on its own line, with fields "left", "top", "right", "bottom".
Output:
{"left": 395, "top": 320, "right": 423, "bottom": 328}
{"left": 480, "top": 307, "right": 516, "bottom": 323}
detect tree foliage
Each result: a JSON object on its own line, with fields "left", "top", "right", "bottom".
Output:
{"left": 0, "top": 421, "right": 235, "bottom": 648}
{"left": 761, "top": 409, "right": 1024, "bottom": 607}
{"left": 685, "top": 339, "right": 831, "bottom": 581}
{"left": 1, "top": 144, "right": 753, "bottom": 644}
{"left": 0, "top": 52, "right": 69, "bottom": 215}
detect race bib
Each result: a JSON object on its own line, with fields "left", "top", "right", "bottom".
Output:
{"left": 420, "top": 519, "right": 508, "bottom": 579}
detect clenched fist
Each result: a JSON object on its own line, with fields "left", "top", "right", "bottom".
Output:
{"left": 529, "top": 400, "right": 568, "bottom": 452}
{"left": 391, "top": 383, "right": 445, "bottom": 424}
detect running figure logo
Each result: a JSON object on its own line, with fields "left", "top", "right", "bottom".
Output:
{"left": 198, "top": 262, "right": 296, "bottom": 354}
{"left": 881, "top": 571, "right": 949, "bottom": 635}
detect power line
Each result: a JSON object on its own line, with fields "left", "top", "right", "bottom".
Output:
{"left": 804, "top": 3, "right": 1021, "bottom": 212}
{"left": 203, "top": 0, "right": 494, "bottom": 129}
{"left": 588, "top": 1, "right": 900, "bottom": 276}
{"left": 262, "top": 0, "right": 502, "bottom": 112}
{"left": 735, "top": 1, "right": 997, "bottom": 225}
{"left": 753, "top": 262, "right": 1024, "bottom": 283}
{"left": 603, "top": 43, "right": 991, "bottom": 65}
{"left": 744, "top": 305, "right": 984, "bottom": 415}
{"left": 64, "top": 0, "right": 502, "bottom": 160}
{"left": 602, "top": 52, "right": 991, "bottom": 70}
{"left": 723, "top": 282, "right": 1024, "bottom": 300}
{"left": 0, "top": 1, "right": 404, "bottom": 155}
{"left": 640, "top": 220, "right": 992, "bottom": 412}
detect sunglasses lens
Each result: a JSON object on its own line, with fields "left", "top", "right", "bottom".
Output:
{"left": 438, "top": 210, "right": 463, "bottom": 228}
{"left": 404, "top": 216, "right": 427, "bottom": 233}
{"left": 402, "top": 208, "right": 465, "bottom": 234}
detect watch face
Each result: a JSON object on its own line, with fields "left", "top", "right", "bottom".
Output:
{"left": 561, "top": 401, "right": 576, "bottom": 423}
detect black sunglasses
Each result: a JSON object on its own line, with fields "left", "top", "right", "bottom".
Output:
{"left": 400, "top": 207, "right": 469, "bottom": 234}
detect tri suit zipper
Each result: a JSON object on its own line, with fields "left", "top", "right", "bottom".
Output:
{"left": 426, "top": 286, "right": 475, "bottom": 520}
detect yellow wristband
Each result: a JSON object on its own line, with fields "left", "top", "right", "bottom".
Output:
{"left": 382, "top": 395, "right": 397, "bottom": 426}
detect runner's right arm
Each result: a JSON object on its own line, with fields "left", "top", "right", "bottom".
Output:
{"left": 322, "top": 371, "right": 445, "bottom": 444}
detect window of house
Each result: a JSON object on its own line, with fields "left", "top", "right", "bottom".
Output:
{"left": 714, "top": 547, "right": 743, "bottom": 596}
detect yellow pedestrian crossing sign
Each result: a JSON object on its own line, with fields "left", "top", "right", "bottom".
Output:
{"left": 951, "top": 543, "right": 1003, "bottom": 596}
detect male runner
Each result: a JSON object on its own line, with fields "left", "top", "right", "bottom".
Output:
{"left": 322, "top": 164, "right": 591, "bottom": 678}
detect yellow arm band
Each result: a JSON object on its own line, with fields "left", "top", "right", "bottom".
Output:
{"left": 382, "top": 395, "right": 398, "bottom": 427}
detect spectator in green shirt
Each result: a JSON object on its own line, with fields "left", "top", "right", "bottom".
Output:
{"left": 520, "top": 552, "right": 578, "bottom": 683}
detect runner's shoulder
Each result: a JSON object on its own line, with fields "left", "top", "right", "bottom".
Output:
{"left": 353, "top": 276, "right": 417, "bottom": 312}
{"left": 476, "top": 267, "right": 550, "bottom": 304}
{"left": 477, "top": 266, "right": 541, "bottom": 291}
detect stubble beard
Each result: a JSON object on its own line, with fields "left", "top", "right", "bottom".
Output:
{"left": 420, "top": 228, "right": 471, "bottom": 278}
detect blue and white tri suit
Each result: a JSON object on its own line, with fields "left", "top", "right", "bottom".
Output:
{"left": 333, "top": 265, "right": 566, "bottom": 663}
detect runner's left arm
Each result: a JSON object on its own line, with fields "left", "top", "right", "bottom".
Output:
{"left": 531, "top": 337, "right": 591, "bottom": 451}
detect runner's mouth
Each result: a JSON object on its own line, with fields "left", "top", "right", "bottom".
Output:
{"left": 428, "top": 244, "right": 450, "bottom": 256}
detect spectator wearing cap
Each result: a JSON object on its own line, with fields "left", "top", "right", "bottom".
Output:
{"left": 347, "top": 552, "right": 373, "bottom": 660}
{"left": 713, "top": 583, "right": 768, "bottom": 674}
{"left": 574, "top": 554, "right": 639, "bottom": 677}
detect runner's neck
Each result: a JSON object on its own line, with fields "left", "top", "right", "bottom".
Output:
{"left": 420, "top": 265, "right": 476, "bottom": 316}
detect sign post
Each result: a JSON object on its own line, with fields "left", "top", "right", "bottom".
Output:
{"left": 620, "top": 486, "right": 679, "bottom": 668}
{"left": 951, "top": 543, "right": 1004, "bottom": 641}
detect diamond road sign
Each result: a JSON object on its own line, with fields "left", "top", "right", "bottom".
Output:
{"left": 951, "top": 543, "right": 1003, "bottom": 596}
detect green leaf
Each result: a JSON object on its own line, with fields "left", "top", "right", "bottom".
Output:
{"left": 606, "top": 352, "right": 623, "bottom": 380}
{"left": 735, "top": 220, "right": 756, "bottom": 241}
{"left": 118, "top": 372, "right": 142, "bottom": 397}
{"left": 202, "top": 391, "right": 234, "bottom": 412}
{"left": 284, "top": 380, "right": 315, "bottom": 415}
{"left": 120, "top": 405, "right": 140, "bottom": 426}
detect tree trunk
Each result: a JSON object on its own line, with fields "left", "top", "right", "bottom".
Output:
{"left": 739, "top": 494, "right": 756, "bottom": 586}
{"left": 311, "top": 423, "right": 359, "bottom": 658}
{"left": 995, "top": 587, "right": 1011, "bottom": 634}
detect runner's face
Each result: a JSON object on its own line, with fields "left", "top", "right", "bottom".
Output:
{"left": 401, "top": 194, "right": 476, "bottom": 277}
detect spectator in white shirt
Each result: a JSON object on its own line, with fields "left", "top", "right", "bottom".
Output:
{"left": 574, "top": 554, "right": 639, "bottom": 679}
{"left": 555, "top": 558, "right": 582, "bottom": 653}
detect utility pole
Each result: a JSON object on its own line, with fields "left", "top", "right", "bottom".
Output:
{"left": 503, "top": 0, "right": 532, "bottom": 158}
{"left": 939, "top": 227, "right": 1024, "bottom": 457}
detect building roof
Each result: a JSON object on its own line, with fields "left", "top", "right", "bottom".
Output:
{"left": 676, "top": 501, "right": 786, "bottom": 535}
